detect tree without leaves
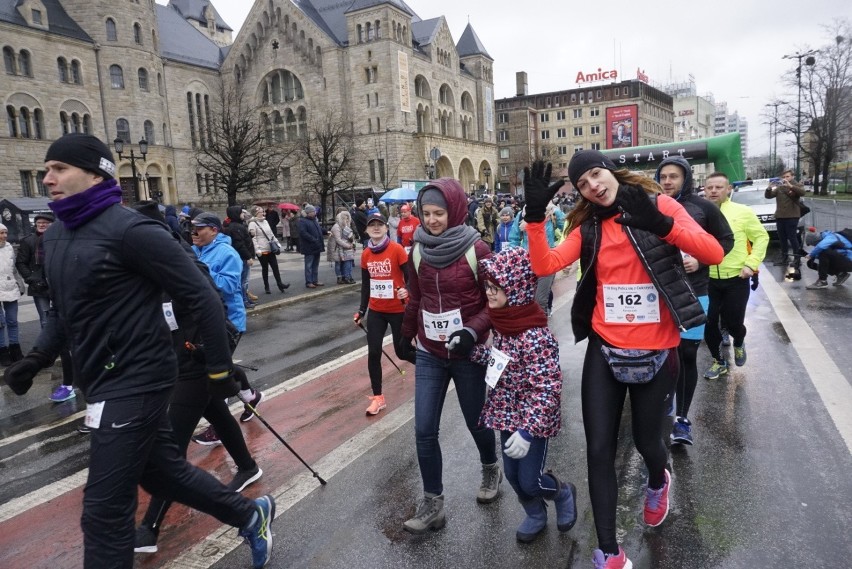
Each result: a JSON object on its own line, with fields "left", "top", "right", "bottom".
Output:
{"left": 290, "top": 112, "right": 359, "bottom": 225}
{"left": 197, "top": 82, "right": 292, "bottom": 206}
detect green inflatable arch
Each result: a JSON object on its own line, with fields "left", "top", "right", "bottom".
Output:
{"left": 600, "top": 132, "right": 745, "bottom": 183}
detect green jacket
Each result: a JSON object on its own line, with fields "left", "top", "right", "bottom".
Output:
{"left": 709, "top": 198, "right": 770, "bottom": 279}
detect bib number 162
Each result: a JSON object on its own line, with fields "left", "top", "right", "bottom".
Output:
{"left": 617, "top": 294, "right": 642, "bottom": 306}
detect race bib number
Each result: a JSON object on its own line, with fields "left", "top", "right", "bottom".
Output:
{"left": 484, "top": 348, "right": 512, "bottom": 388}
{"left": 370, "top": 279, "right": 395, "bottom": 299}
{"left": 422, "top": 308, "right": 463, "bottom": 341}
{"left": 162, "top": 302, "right": 179, "bottom": 331}
{"left": 603, "top": 283, "right": 660, "bottom": 324}
{"left": 85, "top": 401, "right": 105, "bottom": 430}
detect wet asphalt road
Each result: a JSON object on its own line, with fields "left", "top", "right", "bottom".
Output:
{"left": 2, "top": 243, "right": 851, "bottom": 568}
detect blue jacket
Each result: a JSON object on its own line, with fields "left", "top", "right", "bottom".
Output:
{"left": 192, "top": 233, "right": 246, "bottom": 332}
{"left": 494, "top": 220, "right": 513, "bottom": 252}
{"left": 298, "top": 216, "right": 325, "bottom": 255}
{"left": 508, "top": 209, "right": 564, "bottom": 249}
{"left": 810, "top": 231, "right": 852, "bottom": 262}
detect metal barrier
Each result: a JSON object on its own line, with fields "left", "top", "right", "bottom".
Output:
{"left": 801, "top": 197, "right": 852, "bottom": 232}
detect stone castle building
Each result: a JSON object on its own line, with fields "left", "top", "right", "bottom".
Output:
{"left": 1, "top": 0, "right": 497, "bottom": 207}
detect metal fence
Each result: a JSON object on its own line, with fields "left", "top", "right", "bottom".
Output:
{"left": 801, "top": 197, "right": 852, "bottom": 231}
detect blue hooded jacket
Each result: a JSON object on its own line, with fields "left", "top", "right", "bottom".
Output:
{"left": 810, "top": 231, "right": 852, "bottom": 262}
{"left": 192, "top": 232, "right": 246, "bottom": 332}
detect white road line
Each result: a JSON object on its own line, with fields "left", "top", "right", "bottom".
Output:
{"left": 759, "top": 266, "right": 852, "bottom": 456}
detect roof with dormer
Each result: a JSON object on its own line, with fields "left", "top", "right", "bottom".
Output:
{"left": 456, "top": 23, "right": 491, "bottom": 59}
{"left": 0, "top": 0, "right": 92, "bottom": 42}
{"left": 292, "top": 0, "right": 421, "bottom": 46}
{"left": 156, "top": 3, "right": 225, "bottom": 69}
{"left": 167, "top": 0, "right": 232, "bottom": 32}
{"left": 411, "top": 16, "right": 440, "bottom": 47}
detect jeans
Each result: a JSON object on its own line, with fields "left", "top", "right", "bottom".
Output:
{"left": 82, "top": 389, "right": 255, "bottom": 568}
{"left": 303, "top": 253, "right": 320, "bottom": 284}
{"left": 776, "top": 218, "right": 801, "bottom": 258}
{"left": 33, "top": 295, "right": 51, "bottom": 327}
{"left": 413, "top": 349, "right": 498, "bottom": 495}
{"left": 340, "top": 259, "right": 353, "bottom": 280}
{"left": 534, "top": 273, "right": 555, "bottom": 314}
{"left": 499, "top": 431, "right": 557, "bottom": 502}
{"left": 0, "top": 300, "right": 19, "bottom": 346}
{"left": 240, "top": 260, "right": 251, "bottom": 302}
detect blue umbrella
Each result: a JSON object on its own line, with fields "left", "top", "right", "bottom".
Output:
{"left": 379, "top": 187, "right": 418, "bottom": 203}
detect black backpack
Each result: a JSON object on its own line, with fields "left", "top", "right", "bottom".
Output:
{"left": 839, "top": 228, "right": 852, "bottom": 246}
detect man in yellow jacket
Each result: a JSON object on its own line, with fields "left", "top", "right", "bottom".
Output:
{"left": 702, "top": 172, "right": 770, "bottom": 379}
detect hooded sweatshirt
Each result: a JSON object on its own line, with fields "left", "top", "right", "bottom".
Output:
{"left": 655, "top": 156, "right": 734, "bottom": 296}
{"left": 471, "top": 247, "right": 562, "bottom": 438}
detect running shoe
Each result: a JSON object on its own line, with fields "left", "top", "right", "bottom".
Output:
{"left": 366, "top": 394, "right": 386, "bottom": 416}
{"left": 734, "top": 343, "right": 747, "bottom": 366}
{"left": 703, "top": 359, "right": 728, "bottom": 380}
{"left": 834, "top": 272, "right": 850, "bottom": 286}
{"left": 720, "top": 329, "right": 731, "bottom": 347}
{"left": 592, "top": 547, "right": 633, "bottom": 569}
{"left": 239, "top": 495, "right": 276, "bottom": 569}
{"left": 192, "top": 425, "right": 221, "bottom": 446}
{"left": 643, "top": 469, "right": 671, "bottom": 527}
{"left": 133, "top": 525, "right": 158, "bottom": 553}
{"left": 228, "top": 465, "right": 263, "bottom": 492}
{"left": 806, "top": 279, "right": 828, "bottom": 289}
{"left": 671, "top": 418, "right": 693, "bottom": 446}
{"left": 240, "top": 391, "right": 264, "bottom": 422}
{"left": 49, "top": 384, "right": 76, "bottom": 402}
{"left": 76, "top": 423, "right": 91, "bottom": 434}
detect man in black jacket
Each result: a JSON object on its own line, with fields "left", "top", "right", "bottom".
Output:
{"left": 655, "top": 157, "right": 734, "bottom": 446}
{"left": 223, "top": 205, "right": 257, "bottom": 308}
{"left": 2, "top": 134, "right": 275, "bottom": 569}
{"left": 352, "top": 198, "right": 369, "bottom": 247}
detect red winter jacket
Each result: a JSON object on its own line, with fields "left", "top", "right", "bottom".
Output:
{"left": 402, "top": 178, "right": 492, "bottom": 359}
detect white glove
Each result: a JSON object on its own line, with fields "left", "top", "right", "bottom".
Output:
{"left": 504, "top": 431, "right": 531, "bottom": 459}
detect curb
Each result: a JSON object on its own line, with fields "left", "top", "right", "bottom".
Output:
{"left": 246, "top": 282, "right": 359, "bottom": 316}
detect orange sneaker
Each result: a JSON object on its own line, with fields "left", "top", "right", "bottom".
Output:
{"left": 366, "top": 394, "right": 386, "bottom": 415}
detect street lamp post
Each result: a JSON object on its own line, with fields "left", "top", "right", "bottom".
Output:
{"left": 113, "top": 137, "right": 148, "bottom": 203}
{"left": 783, "top": 50, "right": 817, "bottom": 180}
{"left": 483, "top": 166, "right": 492, "bottom": 193}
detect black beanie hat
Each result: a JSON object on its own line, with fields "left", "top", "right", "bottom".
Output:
{"left": 132, "top": 200, "right": 164, "bottom": 222}
{"left": 568, "top": 150, "right": 617, "bottom": 189}
{"left": 44, "top": 133, "right": 116, "bottom": 179}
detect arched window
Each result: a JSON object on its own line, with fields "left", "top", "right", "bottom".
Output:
{"left": 71, "top": 112, "right": 81, "bottom": 133}
{"left": 71, "top": 60, "right": 82, "bottom": 84}
{"left": 4, "top": 47, "right": 17, "bottom": 75}
{"left": 144, "top": 120, "right": 155, "bottom": 144}
{"left": 357, "top": 24, "right": 363, "bottom": 43}
{"left": 57, "top": 57, "right": 68, "bottom": 83}
{"left": 375, "top": 20, "right": 381, "bottom": 39}
{"left": 19, "top": 50, "right": 31, "bottom": 76}
{"left": 59, "top": 111, "right": 69, "bottom": 135}
{"left": 106, "top": 18, "right": 117, "bottom": 41}
{"left": 33, "top": 109, "right": 43, "bottom": 139}
{"left": 157, "top": 73, "right": 163, "bottom": 95}
{"left": 138, "top": 68, "right": 148, "bottom": 91}
{"left": 366, "top": 22, "right": 373, "bottom": 41}
{"left": 162, "top": 122, "right": 168, "bottom": 146}
{"left": 133, "top": 23, "right": 142, "bottom": 45}
{"left": 83, "top": 114, "right": 92, "bottom": 134}
{"left": 116, "top": 118, "right": 130, "bottom": 142}
{"left": 297, "top": 107, "right": 307, "bottom": 138}
{"left": 285, "top": 109, "right": 297, "bottom": 140}
{"left": 6, "top": 106, "right": 18, "bottom": 137}
{"left": 19, "top": 107, "right": 30, "bottom": 138}
{"left": 110, "top": 64, "right": 124, "bottom": 88}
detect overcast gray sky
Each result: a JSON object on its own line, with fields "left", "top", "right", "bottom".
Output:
{"left": 161, "top": 0, "right": 847, "bottom": 160}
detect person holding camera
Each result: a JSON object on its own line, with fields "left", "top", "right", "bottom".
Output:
{"left": 765, "top": 169, "right": 805, "bottom": 265}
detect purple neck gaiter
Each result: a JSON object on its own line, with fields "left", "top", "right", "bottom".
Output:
{"left": 49, "top": 179, "right": 123, "bottom": 230}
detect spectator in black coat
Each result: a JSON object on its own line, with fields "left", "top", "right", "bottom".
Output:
{"left": 222, "top": 206, "right": 256, "bottom": 308}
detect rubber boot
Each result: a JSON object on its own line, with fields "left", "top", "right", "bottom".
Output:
{"left": 402, "top": 493, "right": 445, "bottom": 534}
{"left": 516, "top": 498, "right": 548, "bottom": 543}
{"left": 0, "top": 346, "right": 11, "bottom": 367}
{"left": 8, "top": 343, "right": 23, "bottom": 362}
{"left": 547, "top": 472, "right": 577, "bottom": 532}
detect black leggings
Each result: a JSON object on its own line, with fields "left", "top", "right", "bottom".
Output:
{"left": 258, "top": 253, "right": 284, "bottom": 290}
{"left": 705, "top": 276, "right": 751, "bottom": 360}
{"left": 141, "top": 375, "right": 257, "bottom": 532}
{"left": 582, "top": 335, "right": 678, "bottom": 554}
{"left": 675, "top": 339, "right": 701, "bottom": 419}
{"left": 365, "top": 310, "right": 405, "bottom": 395}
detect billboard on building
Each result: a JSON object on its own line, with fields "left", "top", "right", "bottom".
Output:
{"left": 398, "top": 51, "right": 410, "bottom": 113}
{"left": 485, "top": 86, "right": 494, "bottom": 132}
{"left": 606, "top": 104, "right": 638, "bottom": 149}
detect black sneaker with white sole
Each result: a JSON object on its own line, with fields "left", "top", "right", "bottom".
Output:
{"left": 240, "top": 391, "right": 264, "bottom": 422}
{"left": 228, "top": 465, "right": 263, "bottom": 492}
{"left": 133, "top": 525, "right": 158, "bottom": 553}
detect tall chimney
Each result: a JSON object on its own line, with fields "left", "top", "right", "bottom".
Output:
{"left": 516, "top": 71, "right": 528, "bottom": 97}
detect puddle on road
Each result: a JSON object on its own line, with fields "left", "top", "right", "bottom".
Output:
{"left": 770, "top": 321, "right": 791, "bottom": 344}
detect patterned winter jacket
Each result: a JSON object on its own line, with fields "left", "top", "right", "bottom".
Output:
{"left": 471, "top": 247, "right": 562, "bottom": 438}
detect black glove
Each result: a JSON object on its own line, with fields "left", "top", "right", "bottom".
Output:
{"left": 614, "top": 185, "right": 674, "bottom": 237}
{"left": 446, "top": 329, "right": 475, "bottom": 357}
{"left": 751, "top": 274, "right": 760, "bottom": 291}
{"left": 398, "top": 336, "right": 417, "bottom": 364}
{"left": 4, "top": 349, "right": 53, "bottom": 395}
{"left": 523, "top": 161, "right": 565, "bottom": 223}
{"left": 207, "top": 369, "right": 240, "bottom": 399}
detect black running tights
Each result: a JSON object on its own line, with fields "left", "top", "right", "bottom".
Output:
{"left": 705, "top": 276, "right": 751, "bottom": 360}
{"left": 365, "top": 310, "right": 405, "bottom": 395}
{"left": 675, "top": 339, "right": 701, "bottom": 419}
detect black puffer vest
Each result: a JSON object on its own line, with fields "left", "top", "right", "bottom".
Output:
{"left": 571, "top": 205, "right": 705, "bottom": 344}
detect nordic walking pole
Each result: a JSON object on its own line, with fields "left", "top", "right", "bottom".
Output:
{"left": 242, "top": 400, "right": 327, "bottom": 485}
{"left": 355, "top": 320, "right": 406, "bottom": 376}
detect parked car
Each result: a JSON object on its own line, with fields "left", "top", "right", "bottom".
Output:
{"left": 730, "top": 188, "right": 806, "bottom": 242}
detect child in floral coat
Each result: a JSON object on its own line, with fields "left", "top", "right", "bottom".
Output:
{"left": 471, "top": 246, "right": 577, "bottom": 543}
